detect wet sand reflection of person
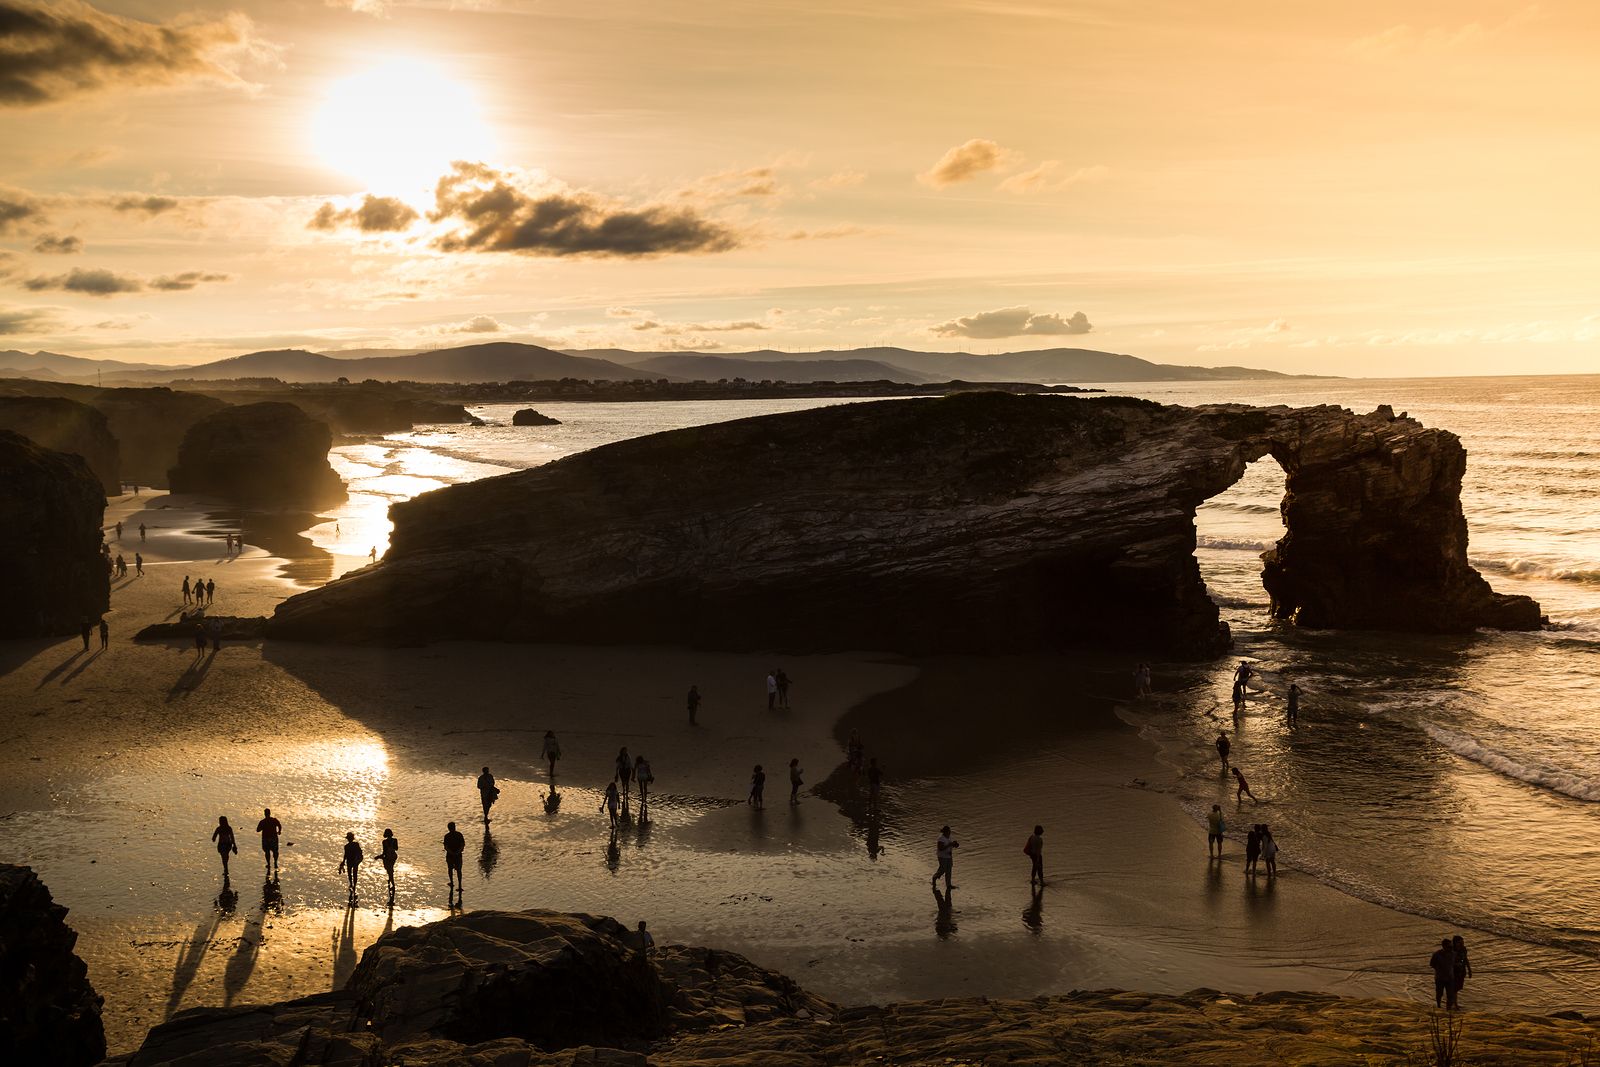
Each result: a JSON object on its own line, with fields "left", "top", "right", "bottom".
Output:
{"left": 606, "top": 829, "right": 621, "bottom": 871}
{"left": 479, "top": 828, "right": 498, "bottom": 879}
{"left": 543, "top": 788, "right": 561, "bottom": 814}
{"left": 1022, "top": 886, "right": 1044, "bottom": 935}
{"left": 865, "top": 818, "right": 882, "bottom": 861}
{"left": 933, "top": 887, "right": 957, "bottom": 939}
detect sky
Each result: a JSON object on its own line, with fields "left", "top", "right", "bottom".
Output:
{"left": 1, "top": 0, "right": 1598, "bottom": 375}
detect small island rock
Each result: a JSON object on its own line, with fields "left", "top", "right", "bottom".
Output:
{"left": 512, "top": 407, "right": 562, "bottom": 426}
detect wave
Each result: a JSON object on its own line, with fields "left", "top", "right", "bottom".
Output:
{"left": 1196, "top": 535, "right": 1273, "bottom": 552}
{"left": 1423, "top": 723, "right": 1600, "bottom": 802}
{"left": 1471, "top": 558, "right": 1600, "bottom": 585}
{"left": 1203, "top": 501, "right": 1280, "bottom": 515}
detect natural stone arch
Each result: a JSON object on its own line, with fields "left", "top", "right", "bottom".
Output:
{"left": 267, "top": 393, "right": 1540, "bottom": 658}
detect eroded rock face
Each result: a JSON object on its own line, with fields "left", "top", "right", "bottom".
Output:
{"left": 267, "top": 393, "right": 1539, "bottom": 656}
{"left": 0, "top": 396, "right": 119, "bottom": 494}
{"left": 0, "top": 431, "right": 109, "bottom": 637}
{"left": 512, "top": 408, "right": 562, "bottom": 426}
{"left": 84, "top": 387, "right": 229, "bottom": 489}
{"left": 168, "top": 402, "right": 346, "bottom": 507}
{"left": 0, "top": 865, "right": 106, "bottom": 1067}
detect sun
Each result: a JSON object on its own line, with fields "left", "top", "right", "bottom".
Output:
{"left": 312, "top": 59, "right": 496, "bottom": 195}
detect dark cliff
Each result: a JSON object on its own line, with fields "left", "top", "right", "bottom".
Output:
{"left": 0, "top": 431, "right": 109, "bottom": 637}
{"left": 0, "top": 866, "right": 105, "bottom": 1066}
{"left": 267, "top": 393, "right": 1538, "bottom": 656}
{"left": 0, "top": 396, "right": 120, "bottom": 495}
{"left": 167, "top": 402, "right": 346, "bottom": 508}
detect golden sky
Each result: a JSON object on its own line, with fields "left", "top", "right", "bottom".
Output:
{"left": 2, "top": 0, "right": 1597, "bottom": 374}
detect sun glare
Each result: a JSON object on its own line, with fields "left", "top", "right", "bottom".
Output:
{"left": 312, "top": 59, "right": 495, "bottom": 195}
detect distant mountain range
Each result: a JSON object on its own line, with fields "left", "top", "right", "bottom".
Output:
{"left": 0, "top": 343, "right": 1312, "bottom": 387}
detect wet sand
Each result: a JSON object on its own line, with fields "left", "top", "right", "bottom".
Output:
{"left": 2, "top": 493, "right": 1595, "bottom": 1056}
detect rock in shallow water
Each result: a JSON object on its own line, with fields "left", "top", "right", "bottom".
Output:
{"left": 267, "top": 392, "right": 1538, "bottom": 657}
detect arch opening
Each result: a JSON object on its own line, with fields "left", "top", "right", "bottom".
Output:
{"left": 1194, "top": 452, "right": 1288, "bottom": 628}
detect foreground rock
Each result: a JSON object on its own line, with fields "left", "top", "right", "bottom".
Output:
{"left": 0, "top": 865, "right": 105, "bottom": 1067}
{"left": 134, "top": 615, "right": 267, "bottom": 641}
{"left": 512, "top": 407, "right": 562, "bottom": 426}
{"left": 0, "top": 396, "right": 119, "bottom": 494}
{"left": 269, "top": 393, "right": 1538, "bottom": 657}
{"left": 167, "top": 402, "right": 346, "bottom": 507}
{"left": 0, "top": 431, "right": 108, "bottom": 637}
{"left": 120, "top": 909, "right": 1600, "bottom": 1066}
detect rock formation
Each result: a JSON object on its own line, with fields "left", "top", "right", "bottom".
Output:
{"left": 0, "top": 396, "right": 119, "bottom": 494}
{"left": 512, "top": 407, "right": 562, "bottom": 426}
{"left": 267, "top": 393, "right": 1539, "bottom": 656}
{"left": 0, "top": 865, "right": 105, "bottom": 1067}
{"left": 119, "top": 908, "right": 1600, "bottom": 1066}
{"left": 168, "top": 402, "right": 346, "bottom": 507}
{"left": 0, "top": 431, "right": 109, "bottom": 637}
{"left": 81, "top": 387, "right": 228, "bottom": 488}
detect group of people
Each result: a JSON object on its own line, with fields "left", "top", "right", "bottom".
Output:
{"left": 79, "top": 617, "right": 108, "bottom": 651}
{"left": 1429, "top": 935, "right": 1474, "bottom": 1010}
{"left": 764, "top": 668, "right": 793, "bottom": 710}
{"left": 182, "top": 575, "right": 217, "bottom": 607}
{"left": 101, "top": 542, "right": 139, "bottom": 579}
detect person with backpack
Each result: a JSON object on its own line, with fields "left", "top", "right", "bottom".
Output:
{"left": 477, "top": 766, "right": 499, "bottom": 822}
{"left": 1024, "top": 825, "right": 1045, "bottom": 887}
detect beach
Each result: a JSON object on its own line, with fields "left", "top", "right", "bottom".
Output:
{"left": 5, "top": 479, "right": 1597, "bottom": 1056}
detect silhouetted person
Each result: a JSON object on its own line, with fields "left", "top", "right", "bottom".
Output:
{"left": 1430, "top": 938, "right": 1455, "bottom": 1008}
{"left": 1232, "top": 661, "right": 1252, "bottom": 709}
{"left": 212, "top": 816, "right": 238, "bottom": 879}
{"left": 477, "top": 766, "right": 498, "bottom": 822}
{"left": 98, "top": 618, "right": 108, "bottom": 650}
{"left": 541, "top": 730, "right": 561, "bottom": 778}
{"left": 80, "top": 619, "right": 91, "bottom": 650}
{"left": 931, "top": 825, "right": 959, "bottom": 893}
{"left": 1286, "top": 683, "right": 1301, "bottom": 727}
{"left": 1233, "top": 767, "right": 1257, "bottom": 803}
{"left": 256, "top": 809, "right": 281, "bottom": 876}
{"left": 115, "top": 520, "right": 122, "bottom": 540}
{"left": 115, "top": 554, "right": 126, "bottom": 577}
{"left": 135, "top": 552, "right": 143, "bottom": 576}
{"left": 866, "top": 757, "right": 882, "bottom": 813}
{"left": 748, "top": 764, "right": 765, "bottom": 808}
{"left": 369, "top": 546, "right": 376, "bottom": 563}
{"left": 614, "top": 748, "right": 632, "bottom": 800}
{"left": 182, "top": 576, "right": 191, "bottom": 604}
{"left": 602, "top": 781, "right": 621, "bottom": 829}
{"left": 636, "top": 920, "right": 654, "bottom": 954}
{"left": 205, "top": 578, "right": 215, "bottom": 605}
{"left": 1261, "top": 824, "right": 1279, "bottom": 877}
{"left": 1451, "top": 935, "right": 1472, "bottom": 1008}
{"left": 1025, "top": 824, "right": 1045, "bottom": 887}
{"left": 443, "top": 821, "right": 465, "bottom": 897}
{"left": 687, "top": 684, "right": 701, "bottom": 725}
{"left": 766, "top": 670, "right": 777, "bottom": 710}
{"left": 339, "top": 832, "right": 362, "bottom": 900}
{"left": 380, "top": 829, "right": 399, "bottom": 895}
{"left": 1134, "top": 662, "right": 1152, "bottom": 697}
{"left": 1245, "top": 824, "right": 1261, "bottom": 875}
{"left": 775, "top": 667, "right": 791, "bottom": 709}
{"left": 788, "top": 757, "right": 804, "bottom": 805}
{"left": 139, "top": 522, "right": 146, "bottom": 541}
{"left": 634, "top": 755, "right": 653, "bottom": 805}
{"left": 1216, "top": 732, "right": 1230, "bottom": 772}
{"left": 1207, "top": 804, "right": 1225, "bottom": 858}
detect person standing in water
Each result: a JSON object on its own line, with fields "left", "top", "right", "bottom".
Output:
{"left": 1216, "top": 732, "right": 1231, "bottom": 772}
{"left": 1245, "top": 824, "right": 1261, "bottom": 875}
{"left": 601, "top": 781, "right": 621, "bottom": 829}
{"left": 1261, "top": 825, "right": 1279, "bottom": 877}
{"left": 339, "top": 832, "right": 363, "bottom": 901}
{"left": 1233, "top": 767, "right": 1257, "bottom": 803}
{"left": 256, "top": 808, "right": 282, "bottom": 877}
{"left": 541, "top": 731, "right": 562, "bottom": 778}
{"left": 748, "top": 764, "right": 766, "bottom": 809}
{"left": 380, "top": 829, "right": 399, "bottom": 896}
{"left": 1232, "top": 661, "right": 1252, "bottom": 709}
{"left": 211, "top": 816, "right": 238, "bottom": 879}
{"left": 1450, "top": 935, "right": 1472, "bottom": 1008}
{"left": 788, "top": 757, "right": 804, "bottom": 805}
{"left": 931, "top": 825, "right": 959, "bottom": 893}
{"left": 1207, "top": 804, "right": 1226, "bottom": 858}
{"left": 443, "top": 822, "right": 465, "bottom": 898}
{"left": 634, "top": 755, "right": 653, "bottom": 806}
{"left": 614, "top": 748, "right": 632, "bottom": 802}
{"left": 1430, "top": 938, "right": 1456, "bottom": 1009}
{"left": 687, "top": 684, "right": 701, "bottom": 725}
{"left": 1286, "top": 683, "right": 1301, "bottom": 728}
{"left": 477, "top": 766, "right": 499, "bottom": 822}
{"left": 1024, "top": 825, "right": 1045, "bottom": 887}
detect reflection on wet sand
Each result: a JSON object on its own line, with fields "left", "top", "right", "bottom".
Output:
{"left": 166, "top": 912, "right": 223, "bottom": 1020}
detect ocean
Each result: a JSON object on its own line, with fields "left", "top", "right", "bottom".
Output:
{"left": 323, "top": 374, "right": 1600, "bottom": 980}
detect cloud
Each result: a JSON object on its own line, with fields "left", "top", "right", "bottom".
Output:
{"left": 917, "top": 139, "right": 1017, "bottom": 188}
{"left": 631, "top": 319, "right": 767, "bottom": 334}
{"left": 0, "top": 304, "right": 58, "bottom": 334}
{"left": 108, "top": 194, "right": 181, "bottom": 216}
{"left": 0, "top": 187, "right": 43, "bottom": 232}
{"left": 430, "top": 162, "right": 741, "bottom": 258}
{"left": 998, "top": 161, "right": 1109, "bottom": 195}
{"left": 325, "top": 0, "right": 392, "bottom": 15}
{"left": 20, "top": 266, "right": 228, "bottom": 295}
{"left": 932, "top": 306, "right": 1092, "bottom": 339}
{"left": 809, "top": 170, "right": 866, "bottom": 190}
{"left": 32, "top": 234, "right": 81, "bottom": 254}
{"left": 449, "top": 315, "right": 502, "bottom": 334}
{"left": 680, "top": 165, "right": 785, "bottom": 202}
{"left": 0, "top": 0, "right": 270, "bottom": 108}
{"left": 308, "top": 195, "right": 420, "bottom": 234}
{"left": 606, "top": 306, "right": 650, "bottom": 318}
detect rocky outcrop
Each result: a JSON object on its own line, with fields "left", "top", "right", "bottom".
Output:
{"left": 0, "top": 431, "right": 109, "bottom": 637}
{"left": 168, "top": 402, "right": 346, "bottom": 507}
{"left": 0, "top": 865, "right": 105, "bottom": 1067}
{"left": 512, "top": 408, "right": 562, "bottom": 426}
{"left": 125, "top": 910, "right": 830, "bottom": 1065}
{"left": 267, "top": 393, "right": 1538, "bottom": 656}
{"left": 0, "top": 396, "right": 119, "bottom": 494}
{"left": 82, "top": 387, "right": 228, "bottom": 489}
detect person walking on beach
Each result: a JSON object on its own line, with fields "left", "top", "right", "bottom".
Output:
{"left": 1261, "top": 825, "right": 1279, "bottom": 877}
{"left": 139, "top": 522, "right": 146, "bottom": 542}
{"left": 866, "top": 757, "right": 883, "bottom": 814}
{"left": 1286, "top": 683, "right": 1301, "bottom": 728}
{"left": 1245, "top": 824, "right": 1261, "bottom": 875}
{"left": 541, "top": 730, "right": 562, "bottom": 778}
{"left": 1024, "top": 825, "right": 1045, "bottom": 887}
{"left": 182, "top": 575, "right": 191, "bottom": 604}
{"left": 205, "top": 578, "right": 215, "bottom": 605}
{"left": 1430, "top": 938, "right": 1456, "bottom": 1008}
{"left": 788, "top": 757, "right": 804, "bottom": 805}
{"left": 748, "top": 764, "right": 766, "bottom": 809}
{"left": 79, "top": 618, "right": 91, "bottom": 651}
{"left": 1232, "top": 661, "right": 1252, "bottom": 710}
{"left": 114, "top": 521, "right": 122, "bottom": 540}
{"left": 339, "top": 832, "right": 363, "bottom": 901}
{"left": 1216, "top": 732, "right": 1230, "bottom": 772}
{"left": 1450, "top": 935, "right": 1472, "bottom": 1008}
{"left": 380, "top": 829, "right": 399, "bottom": 896}
{"left": 931, "top": 825, "right": 959, "bottom": 893}
{"left": 212, "top": 815, "right": 238, "bottom": 879}
{"left": 443, "top": 822, "right": 465, "bottom": 898}
{"left": 775, "top": 668, "right": 791, "bottom": 709}
{"left": 1134, "top": 662, "right": 1152, "bottom": 698}
{"left": 115, "top": 554, "right": 126, "bottom": 578}
{"left": 1207, "top": 804, "right": 1226, "bottom": 858}
{"left": 98, "top": 618, "right": 108, "bottom": 650}
{"left": 634, "top": 755, "right": 653, "bottom": 806}
{"left": 687, "top": 684, "right": 701, "bottom": 725}
{"left": 614, "top": 748, "right": 633, "bottom": 802}
{"left": 601, "top": 781, "right": 621, "bottom": 829}
{"left": 134, "top": 552, "right": 143, "bottom": 576}
{"left": 766, "top": 671, "right": 777, "bottom": 711}
{"left": 1233, "top": 767, "right": 1257, "bottom": 803}
{"left": 477, "top": 767, "right": 499, "bottom": 822}
{"left": 256, "top": 809, "right": 282, "bottom": 877}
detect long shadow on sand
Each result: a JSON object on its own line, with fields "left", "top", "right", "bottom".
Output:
{"left": 167, "top": 649, "right": 217, "bottom": 702}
